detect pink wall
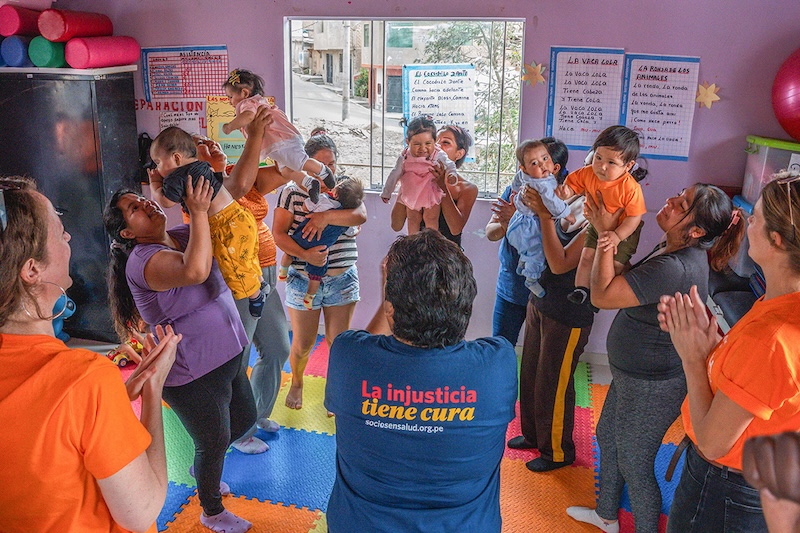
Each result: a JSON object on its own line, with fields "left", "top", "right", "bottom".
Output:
{"left": 63, "top": 0, "right": 800, "bottom": 354}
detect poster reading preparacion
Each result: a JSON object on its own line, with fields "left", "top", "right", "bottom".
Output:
{"left": 546, "top": 47, "right": 625, "bottom": 149}
{"left": 621, "top": 54, "right": 700, "bottom": 160}
{"left": 402, "top": 64, "right": 476, "bottom": 160}
{"left": 142, "top": 45, "right": 229, "bottom": 102}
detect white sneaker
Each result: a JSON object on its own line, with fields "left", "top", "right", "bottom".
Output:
{"left": 231, "top": 436, "right": 269, "bottom": 454}
{"left": 256, "top": 418, "right": 280, "bottom": 432}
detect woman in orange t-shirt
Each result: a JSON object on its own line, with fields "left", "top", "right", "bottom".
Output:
{"left": 659, "top": 173, "right": 800, "bottom": 533}
{"left": 0, "top": 176, "right": 180, "bottom": 532}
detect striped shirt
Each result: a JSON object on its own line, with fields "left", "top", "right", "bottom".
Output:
{"left": 277, "top": 182, "right": 358, "bottom": 274}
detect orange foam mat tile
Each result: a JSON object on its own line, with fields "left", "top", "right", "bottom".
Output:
{"left": 662, "top": 415, "right": 685, "bottom": 445}
{"left": 590, "top": 383, "right": 609, "bottom": 431}
{"left": 271, "top": 375, "right": 336, "bottom": 435}
{"left": 163, "top": 494, "right": 322, "bottom": 532}
{"left": 500, "top": 459, "right": 599, "bottom": 532}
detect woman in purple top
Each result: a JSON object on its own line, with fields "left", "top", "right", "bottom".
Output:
{"left": 104, "top": 177, "right": 256, "bottom": 533}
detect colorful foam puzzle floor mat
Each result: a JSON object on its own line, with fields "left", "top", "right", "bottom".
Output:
{"left": 147, "top": 336, "right": 683, "bottom": 532}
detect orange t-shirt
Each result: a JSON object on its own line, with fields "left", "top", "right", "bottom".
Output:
{"left": 237, "top": 185, "right": 277, "bottom": 267}
{"left": 0, "top": 334, "right": 154, "bottom": 532}
{"left": 683, "top": 292, "right": 800, "bottom": 469}
{"left": 564, "top": 165, "right": 646, "bottom": 223}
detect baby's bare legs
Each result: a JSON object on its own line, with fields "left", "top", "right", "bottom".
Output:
{"left": 302, "top": 159, "right": 336, "bottom": 188}
{"left": 422, "top": 203, "right": 441, "bottom": 232}
{"left": 406, "top": 207, "right": 424, "bottom": 234}
{"left": 278, "top": 254, "right": 292, "bottom": 281}
{"left": 574, "top": 247, "right": 594, "bottom": 290}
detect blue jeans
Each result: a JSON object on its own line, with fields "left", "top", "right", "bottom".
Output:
{"left": 667, "top": 444, "right": 767, "bottom": 533}
{"left": 492, "top": 294, "right": 527, "bottom": 346}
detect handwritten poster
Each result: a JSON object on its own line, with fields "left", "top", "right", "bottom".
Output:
{"left": 141, "top": 45, "right": 228, "bottom": 102}
{"left": 621, "top": 54, "right": 700, "bottom": 160}
{"left": 159, "top": 111, "right": 201, "bottom": 132}
{"left": 206, "top": 95, "right": 245, "bottom": 163}
{"left": 402, "top": 64, "right": 476, "bottom": 160}
{"left": 546, "top": 47, "right": 625, "bottom": 149}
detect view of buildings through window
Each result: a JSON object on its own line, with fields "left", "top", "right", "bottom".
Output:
{"left": 287, "top": 19, "right": 524, "bottom": 195}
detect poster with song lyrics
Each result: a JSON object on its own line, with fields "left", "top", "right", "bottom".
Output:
{"left": 621, "top": 54, "right": 700, "bottom": 160}
{"left": 546, "top": 47, "right": 625, "bottom": 150}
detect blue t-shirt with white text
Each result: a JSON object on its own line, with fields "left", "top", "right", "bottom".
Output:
{"left": 324, "top": 330, "right": 517, "bottom": 533}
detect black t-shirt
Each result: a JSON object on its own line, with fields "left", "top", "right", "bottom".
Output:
{"left": 606, "top": 245, "right": 709, "bottom": 380}
{"left": 421, "top": 209, "right": 461, "bottom": 248}
{"left": 532, "top": 222, "right": 594, "bottom": 328}
{"left": 161, "top": 160, "right": 223, "bottom": 212}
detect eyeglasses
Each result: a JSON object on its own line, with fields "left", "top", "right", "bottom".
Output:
{"left": 776, "top": 173, "right": 800, "bottom": 240}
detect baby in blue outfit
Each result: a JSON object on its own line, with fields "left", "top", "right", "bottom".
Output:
{"left": 506, "top": 139, "right": 575, "bottom": 297}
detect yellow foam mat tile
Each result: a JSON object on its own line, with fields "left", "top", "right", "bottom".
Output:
{"left": 500, "top": 459, "right": 598, "bottom": 532}
{"left": 163, "top": 494, "right": 321, "bottom": 532}
{"left": 270, "top": 375, "right": 336, "bottom": 435}
{"left": 309, "top": 512, "right": 328, "bottom": 532}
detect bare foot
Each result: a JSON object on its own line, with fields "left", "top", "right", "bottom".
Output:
{"left": 285, "top": 384, "right": 303, "bottom": 409}
{"left": 327, "top": 411, "right": 335, "bottom": 418}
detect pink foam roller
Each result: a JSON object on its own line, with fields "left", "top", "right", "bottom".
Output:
{"left": 65, "top": 35, "right": 139, "bottom": 69}
{"left": 38, "top": 9, "right": 112, "bottom": 42}
{"left": 0, "top": 4, "right": 42, "bottom": 37}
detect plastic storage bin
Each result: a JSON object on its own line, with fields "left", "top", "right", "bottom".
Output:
{"left": 742, "top": 135, "right": 800, "bottom": 204}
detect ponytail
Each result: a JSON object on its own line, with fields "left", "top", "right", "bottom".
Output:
{"left": 107, "top": 244, "right": 141, "bottom": 340}
{"left": 707, "top": 207, "right": 746, "bottom": 271}
{"left": 103, "top": 189, "right": 142, "bottom": 340}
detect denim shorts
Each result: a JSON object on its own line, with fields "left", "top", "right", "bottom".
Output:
{"left": 285, "top": 265, "right": 360, "bottom": 311}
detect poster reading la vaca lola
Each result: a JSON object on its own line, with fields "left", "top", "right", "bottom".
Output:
{"left": 621, "top": 54, "right": 700, "bottom": 160}
{"left": 546, "top": 47, "right": 625, "bottom": 149}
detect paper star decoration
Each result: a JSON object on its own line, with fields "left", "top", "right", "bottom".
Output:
{"left": 522, "top": 62, "right": 546, "bottom": 86}
{"left": 696, "top": 82, "right": 721, "bottom": 109}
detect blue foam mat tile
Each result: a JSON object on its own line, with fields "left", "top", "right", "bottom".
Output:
{"left": 221, "top": 427, "right": 336, "bottom": 511}
{"left": 609, "top": 442, "right": 684, "bottom": 515}
{"left": 157, "top": 481, "right": 196, "bottom": 531}
{"left": 280, "top": 333, "right": 325, "bottom": 373}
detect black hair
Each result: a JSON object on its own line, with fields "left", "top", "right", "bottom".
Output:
{"left": 592, "top": 125, "right": 640, "bottom": 164}
{"left": 310, "top": 126, "right": 327, "bottom": 137}
{"left": 223, "top": 68, "right": 265, "bottom": 97}
{"left": 304, "top": 134, "right": 338, "bottom": 159}
{"left": 541, "top": 137, "right": 569, "bottom": 182}
{"left": 515, "top": 139, "right": 546, "bottom": 167}
{"left": 437, "top": 124, "right": 473, "bottom": 168}
{"left": 405, "top": 116, "right": 438, "bottom": 143}
{"left": 334, "top": 177, "right": 364, "bottom": 209}
{"left": 102, "top": 189, "right": 142, "bottom": 340}
{"left": 385, "top": 229, "right": 476, "bottom": 348}
{"left": 682, "top": 184, "right": 745, "bottom": 271}
{"left": 152, "top": 126, "right": 197, "bottom": 159}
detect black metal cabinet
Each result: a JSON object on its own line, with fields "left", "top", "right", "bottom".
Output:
{"left": 0, "top": 68, "right": 141, "bottom": 342}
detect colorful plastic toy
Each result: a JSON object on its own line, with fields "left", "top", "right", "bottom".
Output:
{"left": 106, "top": 336, "right": 143, "bottom": 367}
{"left": 52, "top": 293, "right": 76, "bottom": 342}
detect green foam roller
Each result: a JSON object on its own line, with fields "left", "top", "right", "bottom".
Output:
{"left": 28, "top": 35, "right": 66, "bottom": 67}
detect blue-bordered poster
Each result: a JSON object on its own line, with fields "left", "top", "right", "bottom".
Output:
{"left": 621, "top": 54, "right": 700, "bottom": 160}
{"left": 546, "top": 47, "right": 625, "bottom": 150}
{"left": 402, "top": 63, "right": 475, "bottom": 160}
{"left": 141, "top": 45, "right": 228, "bottom": 102}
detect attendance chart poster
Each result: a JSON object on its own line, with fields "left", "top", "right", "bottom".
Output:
{"left": 546, "top": 47, "right": 625, "bottom": 150}
{"left": 621, "top": 54, "right": 700, "bottom": 160}
{"left": 141, "top": 45, "right": 229, "bottom": 102}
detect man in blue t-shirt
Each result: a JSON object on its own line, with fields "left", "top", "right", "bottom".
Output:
{"left": 325, "top": 230, "right": 518, "bottom": 532}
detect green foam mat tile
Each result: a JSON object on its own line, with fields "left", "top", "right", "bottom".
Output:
{"left": 574, "top": 361, "right": 591, "bottom": 408}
